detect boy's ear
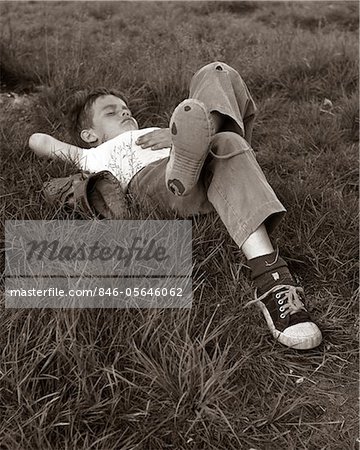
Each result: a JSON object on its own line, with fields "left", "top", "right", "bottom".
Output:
{"left": 80, "top": 128, "right": 99, "bottom": 145}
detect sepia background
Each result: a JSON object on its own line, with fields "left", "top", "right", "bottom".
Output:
{"left": 0, "top": 2, "right": 358, "bottom": 449}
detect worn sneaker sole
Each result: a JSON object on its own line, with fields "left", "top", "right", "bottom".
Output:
{"left": 258, "top": 301, "right": 323, "bottom": 350}
{"left": 165, "top": 99, "right": 214, "bottom": 196}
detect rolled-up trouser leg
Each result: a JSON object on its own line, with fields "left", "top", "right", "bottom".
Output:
{"left": 202, "top": 132, "right": 286, "bottom": 248}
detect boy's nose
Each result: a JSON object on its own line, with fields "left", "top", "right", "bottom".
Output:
{"left": 121, "top": 110, "right": 130, "bottom": 117}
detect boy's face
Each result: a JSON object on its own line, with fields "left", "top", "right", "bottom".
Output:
{"left": 85, "top": 95, "right": 139, "bottom": 144}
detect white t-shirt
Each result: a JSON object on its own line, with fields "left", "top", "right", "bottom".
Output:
{"left": 78, "top": 128, "right": 170, "bottom": 190}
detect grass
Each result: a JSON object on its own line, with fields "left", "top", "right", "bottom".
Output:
{"left": 0, "top": 1, "right": 358, "bottom": 449}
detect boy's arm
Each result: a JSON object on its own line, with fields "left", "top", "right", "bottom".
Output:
{"left": 29, "top": 133, "right": 84, "bottom": 161}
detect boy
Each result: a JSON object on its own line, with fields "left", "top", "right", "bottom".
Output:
{"left": 29, "top": 62, "right": 322, "bottom": 350}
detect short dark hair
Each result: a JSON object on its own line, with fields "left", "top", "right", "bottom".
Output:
{"left": 67, "top": 87, "right": 127, "bottom": 147}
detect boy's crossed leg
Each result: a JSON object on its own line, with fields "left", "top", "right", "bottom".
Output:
{"left": 149, "top": 62, "right": 322, "bottom": 349}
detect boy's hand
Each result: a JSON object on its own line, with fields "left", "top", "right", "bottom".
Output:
{"left": 136, "top": 128, "right": 171, "bottom": 150}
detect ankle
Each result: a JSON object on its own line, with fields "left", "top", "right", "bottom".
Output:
{"left": 247, "top": 249, "right": 294, "bottom": 295}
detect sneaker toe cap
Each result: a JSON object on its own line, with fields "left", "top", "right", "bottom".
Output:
{"left": 281, "top": 322, "right": 322, "bottom": 350}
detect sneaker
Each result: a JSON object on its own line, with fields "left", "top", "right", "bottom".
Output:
{"left": 245, "top": 284, "right": 322, "bottom": 350}
{"left": 165, "top": 99, "right": 215, "bottom": 196}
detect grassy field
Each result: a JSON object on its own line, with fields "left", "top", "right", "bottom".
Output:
{"left": 0, "top": 1, "right": 358, "bottom": 449}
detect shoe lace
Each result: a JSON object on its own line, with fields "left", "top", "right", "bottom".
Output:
{"left": 244, "top": 285, "right": 306, "bottom": 318}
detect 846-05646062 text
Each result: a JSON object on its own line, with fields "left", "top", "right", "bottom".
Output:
{"left": 6, "top": 286, "right": 184, "bottom": 298}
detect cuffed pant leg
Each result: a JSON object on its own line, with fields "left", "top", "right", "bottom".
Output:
{"left": 204, "top": 132, "right": 286, "bottom": 248}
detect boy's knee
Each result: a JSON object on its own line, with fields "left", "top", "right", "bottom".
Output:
{"left": 197, "top": 61, "right": 236, "bottom": 75}
{"left": 190, "top": 62, "right": 242, "bottom": 93}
